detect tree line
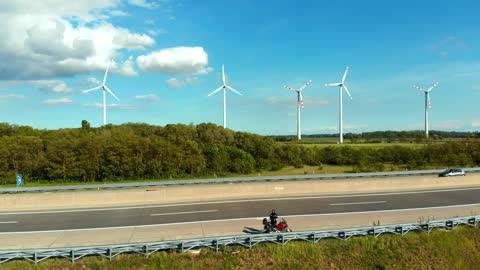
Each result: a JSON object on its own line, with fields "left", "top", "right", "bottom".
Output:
{"left": 0, "top": 122, "right": 479, "bottom": 184}
{"left": 274, "top": 130, "right": 480, "bottom": 143}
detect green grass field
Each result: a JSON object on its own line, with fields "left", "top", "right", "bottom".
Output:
{"left": 3, "top": 226, "right": 479, "bottom": 270}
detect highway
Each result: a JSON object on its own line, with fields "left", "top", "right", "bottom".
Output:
{"left": 1, "top": 187, "right": 480, "bottom": 233}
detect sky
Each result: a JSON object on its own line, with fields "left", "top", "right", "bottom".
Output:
{"left": 0, "top": 0, "right": 479, "bottom": 135}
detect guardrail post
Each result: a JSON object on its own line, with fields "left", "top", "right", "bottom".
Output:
{"left": 468, "top": 218, "right": 476, "bottom": 226}
{"left": 395, "top": 226, "right": 404, "bottom": 236}
{"left": 34, "top": 252, "right": 38, "bottom": 265}
{"left": 338, "top": 231, "right": 345, "bottom": 240}
{"left": 108, "top": 247, "right": 112, "bottom": 261}
{"left": 71, "top": 250, "right": 75, "bottom": 263}
{"left": 145, "top": 244, "right": 149, "bottom": 257}
{"left": 214, "top": 240, "right": 219, "bottom": 252}
{"left": 445, "top": 220, "right": 453, "bottom": 230}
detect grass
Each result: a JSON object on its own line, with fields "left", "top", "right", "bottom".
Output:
{"left": 2, "top": 226, "right": 479, "bottom": 270}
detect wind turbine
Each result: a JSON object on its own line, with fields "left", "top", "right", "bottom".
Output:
{"left": 413, "top": 82, "right": 439, "bottom": 139}
{"left": 208, "top": 65, "right": 243, "bottom": 128}
{"left": 283, "top": 80, "right": 312, "bottom": 141}
{"left": 82, "top": 63, "right": 119, "bottom": 126}
{"left": 325, "top": 66, "right": 353, "bottom": 144}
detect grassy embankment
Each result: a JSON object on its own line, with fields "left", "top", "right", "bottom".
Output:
{"left": 2, "top": 226, "right": 479, "bottom": 270}
{"left": 0, "top": 142, "right": 438, "bottom": 188}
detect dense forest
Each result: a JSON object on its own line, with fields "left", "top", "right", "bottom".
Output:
{"left": 1, "top": 122, "right": 480, "bottom": 184}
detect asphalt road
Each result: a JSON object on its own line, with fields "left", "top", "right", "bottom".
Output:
{"left": 1, "top": 187, "right": 480, "bottom": 233}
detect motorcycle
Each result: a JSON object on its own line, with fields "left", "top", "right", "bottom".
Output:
{"left": 262, "top": 217, "right": 292, "bottom": 233}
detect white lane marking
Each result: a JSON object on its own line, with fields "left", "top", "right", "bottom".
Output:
{"left": 151, "top": 210, "right": 217, "bottom": 216}
{"left": 1, "top": 203, "right": 480, "bottom": 235}
{"left": 0, "top": 221, "right": 17, "bottom": 224}
{"left": 1, "top": 186, "right": 480, "bottom": 215}
{"left": 330, "top": 201, "right": 386, "bottom": 206}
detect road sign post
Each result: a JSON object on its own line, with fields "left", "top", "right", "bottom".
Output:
{"left": 16, "top": 174, "right": 23, "bottom": 187}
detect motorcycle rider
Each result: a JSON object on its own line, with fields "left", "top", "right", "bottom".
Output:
{"left": 269, "top": 209, "right": 278, "bottom": 226}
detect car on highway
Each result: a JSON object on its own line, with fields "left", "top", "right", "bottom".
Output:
{"left": 438, "top": 168, "right": 465, "bottom": 177}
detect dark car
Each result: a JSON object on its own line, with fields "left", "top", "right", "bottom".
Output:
{"left": 438, "top": 169, "right": 465, "bottom": 177}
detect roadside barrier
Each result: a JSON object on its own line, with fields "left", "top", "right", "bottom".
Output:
{"left": 0, "top": 215, "right": 478, "bottom": 264}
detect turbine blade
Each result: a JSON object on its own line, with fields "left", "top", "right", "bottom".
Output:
{"left": 343, "top": 84, "right": 353, "bottom": 99}
{"left": 82, "top": 85, "right": 102, "bottom": 93}
{"left": 413, "top": 85, "right": 426, "bottom": 92}
{"left": 208, "top": 86, "right": 224, "bottom": 96}
{"left": 299, "top": 80, "right": 312, "bottom": 91}
{"left": 427, "top": 82, "right": 439, "bottom": 92}
{"left": 103, "top": 62, "right": 111, "bottom": 85}
{"left": 103, "top": 85, "right": 119, "bottom": 101}
{"left": 283, "top": 85, "right": 296, "bottom": 91}
{"left": 428, "top": 94, "right": 432, "bottom": 109}
{"left": 342, "top": 66, "right": 349, "bottom": 83}
{"left": 325, "top": 83, "right": 342, "bottom": 87}
{"left": 226, "top": 85, "right": 243, "bottom": 96}
{"left": 299, "top": 92, "right": 304, "bottom": 108}
{"left": 222, "top": 65, "right": 226, "bottom": 85}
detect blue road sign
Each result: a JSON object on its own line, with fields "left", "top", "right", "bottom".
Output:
{"left": 16, "top": 174, "right": 23, "bottom": 187}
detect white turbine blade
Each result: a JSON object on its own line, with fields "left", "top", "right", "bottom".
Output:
{"left": 343, "top": 84, "right": 353, "bottom": 99}
{"left": 103, "top": 63, "right": 111, "bottom": 85}
{"left": 299, "top": 92, "right": 304, "bottom": 108}
{"left": 299, "top": 80, "right": 312, "bottom": 91}
{"left": 222, "top": 65, "right": 226, "bottom": 85}
{"left": 208, "top": 85, "right": 224, "bottom": 96}
{"left": 428, "top": 95, "right": 432, "bottom": 109}
{"left": 413, "top": 85, "right": 426, "bottom": 92}
{"left": 226, "top": 85, "right": 243, "bottom": 96}
{"left": 283, "top": 85, "right": 296, "bottom": 91}
{"left": 427, "top": 82, "right": 439, "bottom": 92}
{"left": 82, "top": 85, "right": 102, "bottom": 93}
{"left": 103, "top": 85, "right": 119, "bottom": 101}
{"left": 342, "top": 66, "right": 349, "bottom": 83}
{"left": 325, "top": 83, "right": 341, "bottom": 87}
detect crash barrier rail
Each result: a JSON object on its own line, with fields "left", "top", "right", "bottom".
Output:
{"left": 0, "top": 215, "right": 478, "bottom": 265}
{"left": 2, "top": 167, "right": 480, "bottom": 194}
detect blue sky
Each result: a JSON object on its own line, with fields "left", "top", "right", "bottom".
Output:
{"left": 0, "top": 0, "right": 479, "bottom": 135}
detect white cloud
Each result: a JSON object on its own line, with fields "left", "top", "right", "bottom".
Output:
{"left": 148, "top": 28, "right": 167, "bottom": 36}
{"left": 39, "top": 82, "right": 73, "bottom": 95}
{"left": 428, "top": 36, "right": 468, "bottom": 57}
{"left": 83, "top": 103, "right": 138, "bottom": 110}
{"left": 166, "top": 77, "right": 199, "bottom": 88}
{"left": 0, "top": 94, "right": 26, "bottom": 100}
{"left": 135, "top": 94, "right": 160, "bottom": 102}
{"left": 137, "top": 47, "right": 213, "bottom": 75}
{"left": 0, "top": 1, "right": 155, "bottom": 80}
{"left": 127, "top": 0, "right": 160, "bottom": 9}
{"left": 43, "top": 97, "right": 73, "bottom": 105}
{"left": 110, "top": 10, "right": 130, "bottom": 17}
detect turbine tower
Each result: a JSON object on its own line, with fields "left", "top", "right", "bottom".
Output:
{"left": 283, "top": 80, "right": 312, "bottom": 141}
{"left": 413, "top": 82, "right": 439, "bottom": 139}
{"left": 208, "top": 65, "right": 243, "bottom": 128}
{"left": 325, "top": 66, "right": 353, "bottom": 144}
{"left": 82, "top": 63, "right": 119, "bottom": 126}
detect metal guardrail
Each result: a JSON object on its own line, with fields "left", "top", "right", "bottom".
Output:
{"left": 2, "top": 167, "right": 480, "bottom": 194}
{"left": 0, "top": 215, "right": 478, "bottom": 265}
